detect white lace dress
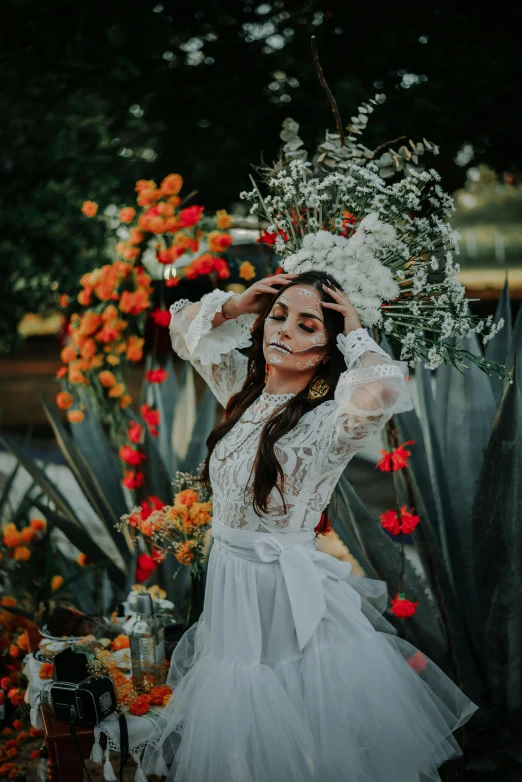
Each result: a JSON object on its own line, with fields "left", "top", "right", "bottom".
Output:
{"left": 142, "top": 289, "right": 478, "bottom": 782}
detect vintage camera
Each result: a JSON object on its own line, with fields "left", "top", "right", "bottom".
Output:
{"left": 40, "top": 647, "right": 116, "bottom": 727}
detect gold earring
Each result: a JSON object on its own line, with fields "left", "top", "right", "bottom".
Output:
{"left": 306, "top": 376, "right": 330, "bottom": 400}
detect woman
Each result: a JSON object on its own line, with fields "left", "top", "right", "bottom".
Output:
{"left": 143, "top": 270, "right": 477, "bottom": 782}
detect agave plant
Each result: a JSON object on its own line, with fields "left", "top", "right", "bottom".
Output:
{"left": 332, "top": 278, "right": 522, "bottom": 780}
{"left": 0, "top": 358, "right": 219, "bottom": 615}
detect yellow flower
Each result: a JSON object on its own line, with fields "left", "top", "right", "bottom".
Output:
{"left": 238, "top": 261, "right": 256, "bottom": 281}
{"left": 215, "top": 209, "right": 233, "bottom": 230}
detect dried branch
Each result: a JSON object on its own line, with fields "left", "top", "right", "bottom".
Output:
{"left": 310, "top": 36, "right": 344, "bottom": 145}
{"left": 372, "top": 136, "right": 407, "bottom": 155}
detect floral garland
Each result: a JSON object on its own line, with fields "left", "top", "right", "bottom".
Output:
{"left": 241, "top": 143, "right": 509, "bottom": 380}
{"left": 118, "top": 472, "right": 212, "bottom": 579}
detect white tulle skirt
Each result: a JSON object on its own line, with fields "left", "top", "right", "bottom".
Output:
{"left": 142, "top": 520, "right": 478, "bottom": 782}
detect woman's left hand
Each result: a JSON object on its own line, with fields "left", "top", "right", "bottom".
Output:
{"left": 320, "top": 282, "right": 362, "bottom": 336}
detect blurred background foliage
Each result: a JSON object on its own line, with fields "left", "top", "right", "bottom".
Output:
{"left": 1, "top": 0, "right": 522, "bottom": 352}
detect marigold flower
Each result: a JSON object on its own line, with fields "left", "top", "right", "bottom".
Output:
{"left": 51, "top": 575, "right": 64, "bottom": 592}
{"left": 239, "top": 261, "right": 256, "bottom": 281}
{"left": 99, "top": 370, "right": 117, "bottom": 388}
{"left": 207, "top": 230, "right": 233, "bottom": 254}
{"left": 56, "top": 391, "right": 73, "bottom": 410}
{"left": 3, "top": 528, "right": 21, "bottom": 548}
{"left": 175, "top": 489, "right": 198, "bottom": 507}
{"left": 120, "top": 394, "right": 132, "bottom": 410}
{"left": 7, "top": 688, "right": 25, "bottom": 707}
{"left": 119, "top": 207, "right": 136, "bottom": 223}
{"left": 77, "top": 553, "right": 90, "bottom": 567}
{"left": 215, "top": 209, "right": 233, "bottom": 229}
{"left": 165, "top": 216, "right": 183, "bottom": 233}
{"left": 123, "top": 471, "right": 144, "bottom": 490}
{"left": 391, "top": 593, "right": 418, "bottom": 618}
{"left": 161, "top": 173, "right": 183, "bottom": 195}
{"left": 81, "top": 201, "right": 98, "bottom": 217}
{"left": 129, "top": 228, "right": 144, "bottom": 245}
{"left": 126, "top": 335, "right": 144, "bottom": 362}
{"left": 56, "top": 367, "right": 67, "bottom": 379}
{"left": 17, "top": 730, "right": 30, "bottom": 743}
{"left": 1, "top": 676, "right": 12, "bottom": 690}
{"left": 12, "top": 720, "right": 24, "bottom": 732}
{"left": 79, "top": 312, "right": 102, "bottom": 337}
{"left": 112, "top": 634, "right": 130, "bottom": 651}
{"left": 1, "top": 597, "right": 17, "bottom": 607}
{"left": 78, "top": 288, "right": 92, "bottom": 306}
{"left": 175, "top": 542, "right": 193, "bottom": 565}
{"left": 376, "top": 440, "right": 415, "bottom": 472}
{"left": 13, "top": 546, "right": 31, "bottom": 562}
{"left": 67, "top": 410, "right": 84, "bottom": 423}
{"left": 79, "top": 339, "right": 96, "bottom": 359}
{"left": 30, "top": 518, "right": 46, "bottom": 531}
{"left": 149, "top": 685, "right": 173, "bottom": 706}
{"left": 145, "top": 367, "right": 168, "bottom": 384}
{"left": 179, "top": 205, "right": 204, "bottom": 227}
{"left": 8, "top": 645, "right": 20, "bottom": 659}
{"left": 129, "top": 694, "right": 151, "bottom": 716}
{"left": 108, "top": 382, "right": 125, "bottom": 398}
{"left": 150, "top": 309, "right": 171, "bottom": 328}
{"left": 60, "top": 345, "right": 77, "bottom": 364}
{"left": 119, "top": 446, "right": 146, "bottom": 466}
{"left": 39, "top": 662, "right": 54, "bottom": 680}
{"left": 119, "top": 289, "right": 150, "bottom": 316}
{"left": 135, "top": 554, "right": 156, "bottom": 583}
{"left": 156, "top": 201, "right": 174, "bottom": 217}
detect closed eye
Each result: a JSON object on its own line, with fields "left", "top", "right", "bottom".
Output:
{"left": 268, "top": 315, "right": 314, "bottom": 333}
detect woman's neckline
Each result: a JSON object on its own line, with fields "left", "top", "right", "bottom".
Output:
{"left": 260, "top": 388, "right": 297, "bottom": 403}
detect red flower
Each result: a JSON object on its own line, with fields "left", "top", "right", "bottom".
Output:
{"left": 150, "top": 309, "right": 171, "bottom": 328}
{"left": 257, "top": 229, "right": 288, "bottom": 245}
{"left": 380, "top": 506, "right": 420, "bottom": 536}
{"left": 30, "top": 749, "right": 40, "bottom": 760}
{"left": 122, "top": 471, "right": 144, "bottom": 490}
{"left": 179, "top": 205, "right": 204, "bottom": 227}
{"left": 128, "top": 421, "right": 142, "bottom": 444}
{"left": 0, "top": 676, "right": 12, "bottom": 690}
{"left": 407, "top": 651, "right": 428, "bottom": 674}
{"left": 119, "top": 446, "right": 147, "bottom": 466}
{"left": 391, "top": 593, "right": 418, "bottom": 618}
{"left": 145, "top": 367, "right": 168, "bottom": 384}
{"left": 135, "top": 554, "right": 156, "bottom": 583}
{"left": 376, "top": 440, "right": 415, "bottom": 472}
{"left": 140, "top": 404, "right": 160, "bottom": 436}
{"left": 314, "top": 510, "right": 332, "bottom": 536}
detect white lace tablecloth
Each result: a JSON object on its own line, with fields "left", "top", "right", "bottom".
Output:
{"left": 24, "top": 654, "right": 165, "bottom": 780}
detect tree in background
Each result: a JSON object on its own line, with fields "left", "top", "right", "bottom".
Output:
{"left": 1, "top": 1, "right": 521, "bottom": 351}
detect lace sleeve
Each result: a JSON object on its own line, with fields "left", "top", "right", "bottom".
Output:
{"left": 310, "top": 328, "right": 413, "bottom": 468}
{"left": 169, "top": 289, "right": 256, "bottom": 408}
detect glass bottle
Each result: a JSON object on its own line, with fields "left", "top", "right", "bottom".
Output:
{"left": 129, "top": 593, "right": 165, "bottom": 691}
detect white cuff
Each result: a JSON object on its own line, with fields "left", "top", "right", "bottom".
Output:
{"left": 336, "top": 328, "right": 389, "bottom": 369}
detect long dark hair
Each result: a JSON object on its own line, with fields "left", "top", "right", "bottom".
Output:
{"left": 200, "top": 270, "right": 347, "bottom": 518}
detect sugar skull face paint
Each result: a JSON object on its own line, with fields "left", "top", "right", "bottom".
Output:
{"left": 263, "top": 284, "right": 330, "bottom": 372}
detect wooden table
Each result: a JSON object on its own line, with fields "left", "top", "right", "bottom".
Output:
{"left": 40, "top": 706, "right": 105, "bottom": 782}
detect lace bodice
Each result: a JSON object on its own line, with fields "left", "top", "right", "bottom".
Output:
{"left": 169, "top": 289, "right": 413, "bottom": 533}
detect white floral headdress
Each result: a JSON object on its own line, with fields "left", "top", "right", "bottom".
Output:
{"left": 241, "top": 116, "right": 509, "bottom": 380}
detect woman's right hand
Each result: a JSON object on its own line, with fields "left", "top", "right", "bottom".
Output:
{"left": 223, "top": 273, "right": 298, "bottom": 317}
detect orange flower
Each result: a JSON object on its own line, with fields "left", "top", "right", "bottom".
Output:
{"left": 7, "top": 688, "right": 25, "bottom": 707}
{"left": 16, "top": 634, "right": 28, "bottom": 652}
{"left": 3, "top": 529, "right": 21, "bottom": 548}
{"left": 161, "top": 173, "right": 183, "bottom": 195}
{"left": 60, "top": 345, "right": 77, "bottom": 364}
{"left": 126, "top": 336, "right": 144, "bottom": 363}
{"left": 59, "top": 293, "right": 70, "bottom": 308}
{"left": 78, "top": 312, "right": 102, "bottom": 337}
{"left": 20, "top": 528, "right": 35, "bottom": 544}
{"left": 112, "top": 634, "right": 130, "bottom": 651}
{"left": 13, "top": 546, "right": 31, "bottom": 562}
{"left": 129, "top": 228, "right": 144, "bottom": 245}
{"left": 156, "top": 201, "right": 174, "bottom": 217}
{"left": 12, "top": 719, "right": 23, "bottom": 731}
{"left": 207, "top": 230, "right": 233, "bottom": 254}
{"left": 99, "top": 370, "right": 117, "bottom": 388}
{"left": 106, "top": 354, "right": 120, "bottom": 366}
{"left": 81, "top": 201, "right": 98, "bottom": 217}
{"left": 108, "top": 383, "right": 125, "bottom": 398}
{"left": 239, "top": 261, "right": 256, "bottom": 281}
{"left": 39, "top": 662, "right": 54, "bottom": 680}
{"left": 120, "top": 394, "right": 132, "bottom": 409}
{"left": 8, "top": 644, "right": 20, "bottom": 659}
{"left": 56, "top": 391, "right": 73, "bottom": 410}
{"left": 175, "top": 542, "right": 193, "bottom": 565}
{"left": 77, "top": 553, "right": 90, "bottom": 567}
{"left": 149, "top": 685, "right": 173, "bottom": 706}
{"left": 56, "top": 367, "right": 67, "bottom": 379}
{"left": 129, "top": 694, "right": 150, "bottom": 716}
{"left": 51, "top": 575, "right": 64, "bottom": 592}
{"left": 119, "top": 207, "right": 136, "bottom": 223}
{"left": 174, "top": 489, "right": 198, "bottom": 507}
{"left": 30, "top": 518, "right": 46, "bottom": 531}
{"left": 67, "top": 410, "right": 84, "bottom": 423}
{"left": 78, "top": 288, "right": 92, "bottom": 306}
{"left": 79, "top": 339, "right": 96, "bottom": 359}
{"left": 215, "top": 209, "right": 233, "bottom": 230}
{"left": 30, "top": 727, "right": 44, "bottom": 738}
{"left": 119, "top": 289, "right": 150, "bottom": 316}
{"left": 30, "top": 749, "right": 41, "bottom": 759}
